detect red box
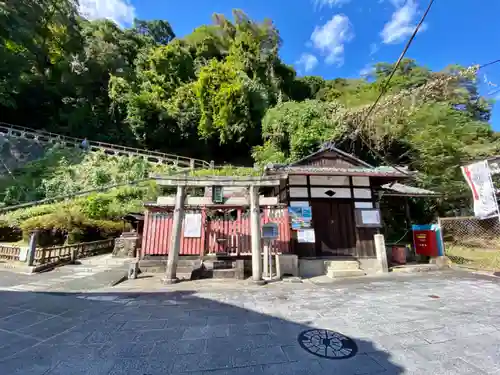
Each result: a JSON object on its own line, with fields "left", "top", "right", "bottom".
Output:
{"left": 413, "top": 230, "right": 438, "bottom": 257}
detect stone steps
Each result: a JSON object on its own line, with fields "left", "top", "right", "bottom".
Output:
{"left": 324, "top": 260, "right": 360, "bottom": 271}
{"left": 325, "top": 260, "right": 365, "bottom": 279}
{"left": 138, "top": 257, "right": 244, "bottom": 280}
{"left": 326, "top": 269, "right": 366, "bottom": 278}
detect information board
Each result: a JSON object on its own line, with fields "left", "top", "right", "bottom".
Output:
{"left": 262, "top": 222, "right": 279, "bottom": 239}
{"left": 297, "top": 229, "right": 316, "bottom": 243}
{"left": 354, "top": 208, "right": 382, "bottom": 228}
{"left": 289, "top": 205, "right": 312, "bottom": 230}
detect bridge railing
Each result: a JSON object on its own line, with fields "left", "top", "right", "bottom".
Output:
{"left": 0, "top": 122, "right": 211, "bottom": 169}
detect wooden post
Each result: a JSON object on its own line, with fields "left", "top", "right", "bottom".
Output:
{"left": 26, "top": 231, "right": 38, "bottom": 267}
{"left": 70, "top": 248, "right": 77, "bottom": 264}
{"left": 249, "top": 185, "right": 264, "bottom": 283}
{"left": 164, "top": 185, "right": 186, "bottom": 284}
{"left": 263, "top": 242, "right": 269, "bottom": 278}
{"left": 404, "top": 197, "right": 412, "bottom": 229}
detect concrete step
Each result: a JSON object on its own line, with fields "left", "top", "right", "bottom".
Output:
{"left": 326, "top": 269, "right": 366, "bottom": 279}
{"left": 212, "top": 269, "right": 238, "bottom": 279}
{"left": 177, "top": 272, "right": 193, "bottom": 280}
{"left": 176, "top": 266, "right": 196, "bottom": 273}
{"left": 178, "top": 259, "right": 201, "bottom": 267}
{"left": 324, "top": 260, "right": 360, "bottom": 271}
{"left": 203, "top": 260, "right": 234, "bottom": 270}
{"left": 139, "top": 259, "right": 201, "bottom": 274}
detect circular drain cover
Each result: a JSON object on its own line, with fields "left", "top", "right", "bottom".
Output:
{"left": 297, "top": 329, "right": 358, "bottom": 360}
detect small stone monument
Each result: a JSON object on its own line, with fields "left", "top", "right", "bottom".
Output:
{"left": 112, "top": 213, "right": 144, "bottom": 258}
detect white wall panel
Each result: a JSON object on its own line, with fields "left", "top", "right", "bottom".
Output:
{"left": 352, "top": 176, "right": 370, "bottom": 187}
{"left": 289, "top": 175, "right": 308, "bottom": 185}
{"left": 310, "top": 187, "right": 351, "bottom": 199}
{"left": 355, "top": 201, "right": 373, "bottom": 209}
{"left": 353, "top": 188, "right": 372, "bottom": 199}
{"left": 289, "top": 187, "right": 308, "bottom": 198}
{"left": 310, "top": 175, "right": 350, "bottom": 186}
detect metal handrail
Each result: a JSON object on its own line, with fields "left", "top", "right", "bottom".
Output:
{"left": 0, "top": 122, "right": 211, "bottom": 168}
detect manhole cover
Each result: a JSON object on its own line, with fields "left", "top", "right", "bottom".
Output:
{"left": 297, "top": 329, "right": 357, "bottom": 359}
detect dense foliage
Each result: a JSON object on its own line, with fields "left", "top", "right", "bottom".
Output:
{"left": 1, "top": 2, "right": 499, "bottom": 242}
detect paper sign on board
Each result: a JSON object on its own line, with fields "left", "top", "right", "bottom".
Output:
{"left": 183, "top": 213, "right": 202, "bottom": 238}
{"left": 361, "top": 210, "right": 380, "bottom": 225}
{"left": 298, "top": 229, "right": 315, "bottom": 243}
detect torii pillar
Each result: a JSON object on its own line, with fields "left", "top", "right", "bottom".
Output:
{"left": 164, "top": 185, "right": 186, "bottom": 284}
{"left": 249, "top": 185, "right": 264, "bottom": 284}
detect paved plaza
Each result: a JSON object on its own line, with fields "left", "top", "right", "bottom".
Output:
{"left": 0, "top": 270, "right": 499, "bottom": 374}
{"left": 0, "top": 254, "right": 129, "bottom": 293}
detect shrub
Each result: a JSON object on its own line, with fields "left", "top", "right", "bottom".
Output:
{"left": 89, "top": 219, "right": 127, "bottom": 240}
{"left": 0, "top": 203, "right": 68, "bottom": 227}
{"left": 20, "top": 214, "right": 70, "bottom": 246}
{"left": 19, "top": 210, "right": 127, "bottom": 246}
{"left": 0, "top": 220, "right": 22, "bottom": 243}
{"left": 81, "top": 194, "right": 113, "bottom": 219}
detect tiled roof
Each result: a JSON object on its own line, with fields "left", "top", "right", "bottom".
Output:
{"left": 265, "top": 164, "right": 412, "bottom": 177}
{"left": 290, "top": 143, "right": 373, "bottom": 168}
{"left": 382, "top": 183, "right": 440, "bottom": 196}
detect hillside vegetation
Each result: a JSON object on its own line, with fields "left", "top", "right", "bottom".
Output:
{"left": 1, "top": 1, "right": 499, "bottom": 243}
{"left": 0, "top": 147, "right": 255, "bottom": 245}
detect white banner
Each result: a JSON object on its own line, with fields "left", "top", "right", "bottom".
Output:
{"left": 461, "top": 160, "right": 499, "bottom": 219}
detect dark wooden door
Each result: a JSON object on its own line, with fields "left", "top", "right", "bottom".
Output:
{"left": 311, "top": 200, "right": 357, "bottom": 256}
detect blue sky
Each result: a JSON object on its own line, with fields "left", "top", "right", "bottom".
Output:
{"left": 79, "top": 0, "right": 500, "bottom": 129}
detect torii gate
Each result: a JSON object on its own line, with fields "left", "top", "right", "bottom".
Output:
{"left": 152, "top": 174, "right": 285, "bottom": 284}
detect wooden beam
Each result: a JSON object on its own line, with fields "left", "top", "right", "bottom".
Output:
{"left": 151, "top": 175, "right": 283, "bottom": 187}
{"left": 156, "top": 196, "right": 279, "bottom": 206}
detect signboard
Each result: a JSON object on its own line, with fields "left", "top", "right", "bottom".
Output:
{"left": 290, "top": 201, "right": 310, "bottom": 207}
{"left": 297, "top": 229, "right": 315, "bottom": 243}
{"left": 262, "top": 223, "right": 279, "bottom": 239}
{"left": 355, "top": 208, "right": 382, "bottom": 228}
{"left": 183, "top": 213, "right": 202, "bottom": 237}
{"left": 361, "top": 210, "right": 380, "bottom": 225}
{"left": 212, "top": 186, "right": 224, "bottom": 204}
{"left": 288, "top": 205, "right": 312, "bottom": 230}
{"left": 461, "top": 160, "right": 499, "bottom": 219}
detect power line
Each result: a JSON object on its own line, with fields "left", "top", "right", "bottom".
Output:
{"left": 352, "top": 0, "right": 436, "bottom": 177}
{"left": 479, "top": 59, "right": 500, "bottom": 70}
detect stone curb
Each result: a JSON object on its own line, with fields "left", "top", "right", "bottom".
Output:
{"left": 450, "top": 264, "right": 500, "bottom": 278}
{"left": 390, "top": 264, "right": 441, "bottom": 273}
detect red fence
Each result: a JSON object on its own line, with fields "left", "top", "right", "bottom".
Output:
{"left": 142, "top": 206, "right": 291, "bottom": 256}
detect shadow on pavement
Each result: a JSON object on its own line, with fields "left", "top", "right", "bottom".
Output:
{"left": 0, "top": 289, "right": 405, "bottom": 374}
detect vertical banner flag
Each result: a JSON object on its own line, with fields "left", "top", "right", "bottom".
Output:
{"left": 461, "top": 160, "right": 499, "bottom": 219}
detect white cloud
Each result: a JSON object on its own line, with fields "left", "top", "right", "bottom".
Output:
{"left": 380, "top": 0, "right": 426, "bottom": 44}
{"left": 296, "top": 53, "right": 319, "bottom": 73}
{"left": 360, "top": 64, "right": 375, "bottom": 77}
{"left": 314, "top": 0, "right": 351, "bottom": 9}
{"left": 78, "top": 0, "right": 136, "bottom": 26}
{"left": 311, "top": 14, "right": 354, "bottom": 66}
{"left": 369, "top": 43, "right": 379, "bottom": 56}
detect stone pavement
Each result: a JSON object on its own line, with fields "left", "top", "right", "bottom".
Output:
{"left": 0, "top": 270, "right": 499, "bottom": 374}
{"left": 0, "top": 254, "right": 129, "bottom": 293}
